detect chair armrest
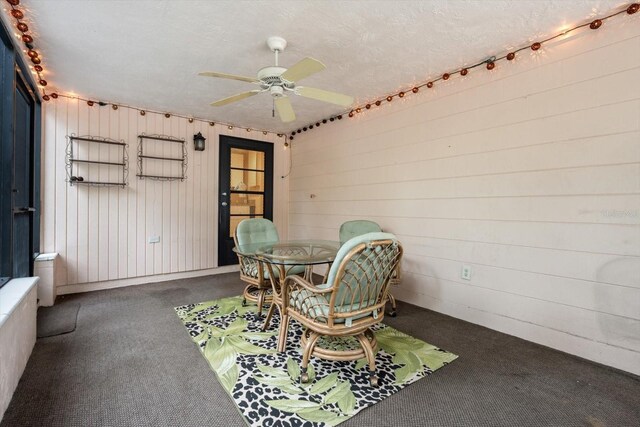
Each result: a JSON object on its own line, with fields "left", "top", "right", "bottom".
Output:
{"left": 284, "top": 275, "right": 332, "bottom": 294}
{"left": 237, "top": 254, "right": 264, "bottom": 281}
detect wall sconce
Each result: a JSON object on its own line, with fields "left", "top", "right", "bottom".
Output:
{"left": 193, "top": 132, "right": 206, "bottom": 151}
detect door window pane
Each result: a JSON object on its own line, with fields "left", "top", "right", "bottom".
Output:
{"left": 231, "top": 148, "right": 265, "bottom": 170}
{"left": 230, "top": 170, "right": 264, "bottom": 192}
{"left": 231, "top": 194, "right": 264, "bottom": 216}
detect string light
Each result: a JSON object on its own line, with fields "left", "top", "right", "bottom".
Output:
{"left": 294, "top": 2, "right": 638, "bottom": 131}
{"left": 3, "top": 1, "right": 280, "bottom": 138}
{"left": 7, "top": 0, "right": 635, "bottom": 138}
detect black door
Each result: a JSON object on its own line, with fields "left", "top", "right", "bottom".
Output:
{"left": 12, "top": 72, "right": 35, "bottom": 277}
{"left": 218, "top": 136, "right": 274, "bottom": 266}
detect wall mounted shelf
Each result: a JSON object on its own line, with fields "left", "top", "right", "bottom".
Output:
{"left": 65, "top": 135, "right": 128, "bottom": 187}
{"left": 136, "top": 134, "right": 187, "bottom": 181}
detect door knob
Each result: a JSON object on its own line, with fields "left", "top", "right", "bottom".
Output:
{"left": 221, "top": 202, "right": 228, "bottom": 206}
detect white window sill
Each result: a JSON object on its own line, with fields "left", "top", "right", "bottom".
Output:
{"left": 0, "top": 277, "right": 39, "bottom": 328}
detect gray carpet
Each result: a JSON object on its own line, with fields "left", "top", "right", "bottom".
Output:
{"left": 37, "top": 301, "right": 80, "bottom": 338}
{"left": 1, "top": 273, "right": 639, "bottom": 427}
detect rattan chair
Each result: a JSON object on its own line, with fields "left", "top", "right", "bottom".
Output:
{"left": 339, "top": 220, "right": 401, "bottom": 316}
{"left": 234, "top": 218, "right": 304, "bottom": 316}
{"left": 286, "top": 232, "right": 403, "bottom": 386}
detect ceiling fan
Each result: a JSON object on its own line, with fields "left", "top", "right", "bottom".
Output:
{"left": 199, "top": 36, "right": 354, "bottom": 123}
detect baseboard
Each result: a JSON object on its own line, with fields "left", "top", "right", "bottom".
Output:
{"left": 56, "top": 265, "right": 240, "bottom": 295}
{"left": 393, "top": 287, "right": 640, "bottom": 377}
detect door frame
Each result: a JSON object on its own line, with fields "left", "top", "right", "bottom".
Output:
{"left": 218, "top": 135, "right": 274, "bottom": 266}
{"left": 0, "top": 18, "right": 41, "bottom": 286}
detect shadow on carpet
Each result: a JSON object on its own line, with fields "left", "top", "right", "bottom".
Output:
{"left": 37, "top": 302, "right": 80, "bottom": 338}
{"left": 175, "top": 295, "right": 457, "bottom": 427}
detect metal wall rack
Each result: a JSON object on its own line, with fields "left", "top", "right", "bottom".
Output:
{"left": 136, "top": 134, "right": 187, "bottom": 181}
{"left": 65, "top": 134, "right": 128, "bottom": 187}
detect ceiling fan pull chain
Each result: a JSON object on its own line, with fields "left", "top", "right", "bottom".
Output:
{"left": 272, "top": 99, "right": 275, "bottom": 118}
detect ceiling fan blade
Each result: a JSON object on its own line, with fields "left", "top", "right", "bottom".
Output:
{"left": 280, "top": 57, "right": 326, "bottom": 82}
{"left": 296, "top": 87, "right": 354, "bottom": 107}
{"left": 210, "top": 90, "right": 261, "bottom": 106}
{"left": 199, "top": 71, "right": 260, "bottom": 83}
{"left": 274, "top": 97, "right": 296, "bottom": 122}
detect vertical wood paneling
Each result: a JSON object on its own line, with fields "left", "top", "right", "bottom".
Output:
{"left": 127, "top": 108, "right": 138, "bottom": 278}
{"left": 108, "top": 107, "right": 119, "bottom": 280}
{"left": 117, "top": 107, "right": 129, "bottom": 279}
{"left": 54, "top": 101, "right": 67, "bottom": 283}
{"left": 65, "top": 100, "right": 79, "bottom": 285}
{"left": 42, "top": 98, "right": 287, "bottom": 290}
{"left": 289, "top": 24, "right": 640, "bottom": 375}
{"left": 97, "top": 106, "right": 110, "bottom": 282}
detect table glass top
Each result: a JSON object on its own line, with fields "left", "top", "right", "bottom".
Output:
{"left": 234, "top": 239, "right": 341, "bottom": 265}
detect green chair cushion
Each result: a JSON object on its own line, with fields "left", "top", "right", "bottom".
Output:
{"left": 289, "top": 287, "right": 376, "bottom": 324}
{"left": 236, "top": 218, "right": 279, "bottom": 245}
{"left": 326, "top": 231, "right": 398, "bottom": 291}
{"left": 339, "top": 220, "right": 382, "bottom": 245}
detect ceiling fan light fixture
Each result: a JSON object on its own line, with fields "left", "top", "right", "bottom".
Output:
{"left": 200, "top": 36, "right": 353, "bottom": 122}
{"left": 270, "top": 85, "right": 284, "bottom": 98}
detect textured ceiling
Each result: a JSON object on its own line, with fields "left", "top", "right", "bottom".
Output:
{"left": 2, "top": 0, "right": 623, "bottom": 133}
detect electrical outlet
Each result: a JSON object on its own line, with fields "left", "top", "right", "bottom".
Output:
{"left": 461, "top": 265, "right": 472, "bottom": 280}
{"left": 148, "top": 236, "right": 160, "bottom": 244}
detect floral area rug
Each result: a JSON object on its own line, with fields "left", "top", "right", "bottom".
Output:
{"left": 175, "top": 296, "right": 457, "bottom": 427}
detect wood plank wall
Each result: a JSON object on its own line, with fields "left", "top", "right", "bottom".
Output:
{"left": 41, "top": 101, "right": 290, "bottom": 293}
{"left": 289, "top": 21, "right": 640, "bottom": 374}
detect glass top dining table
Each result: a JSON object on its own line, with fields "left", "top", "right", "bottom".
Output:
{"left": 233, "top": 239, "right": 341, "bottom": 266}
{"left": 233, "top": 239, "right": 341, "bottom": 352}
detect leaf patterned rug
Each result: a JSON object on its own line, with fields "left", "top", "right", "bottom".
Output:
{"left": 175, "top": 296, "right": 457, "bottom": 427}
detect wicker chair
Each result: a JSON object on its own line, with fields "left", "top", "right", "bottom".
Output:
{"left": 234, "top": 218, "right": 304, "bottom": 316}
{"left": 286, "top": 232, "right": 403, "bottom": 386}
{"left": 339, "top": 220, "right": 401, "bottom": 316}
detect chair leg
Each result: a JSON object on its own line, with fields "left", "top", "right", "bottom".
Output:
{"left": 356, "top": 331, "right": 378, "bottom": 386}
{"left": 256, "top": 289, "right": 266, "bottom": 317}
{"left": 386, "top": 293, "right": 397, "bottom": 317}
{"left": 262, "top": 302, "right": 276, "bottom": 331}
{"left": 277, "top": 309, "right": 290, "bottom": 353}
{"left": 300, "top": 330, "right": 321, "bottom": 384}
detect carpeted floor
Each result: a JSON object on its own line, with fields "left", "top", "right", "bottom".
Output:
{"left": 1, "top": 273, "right": 639, "bottom": 427}
{"left": 37, "top": 302, "right": 80, "bottom": 338}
